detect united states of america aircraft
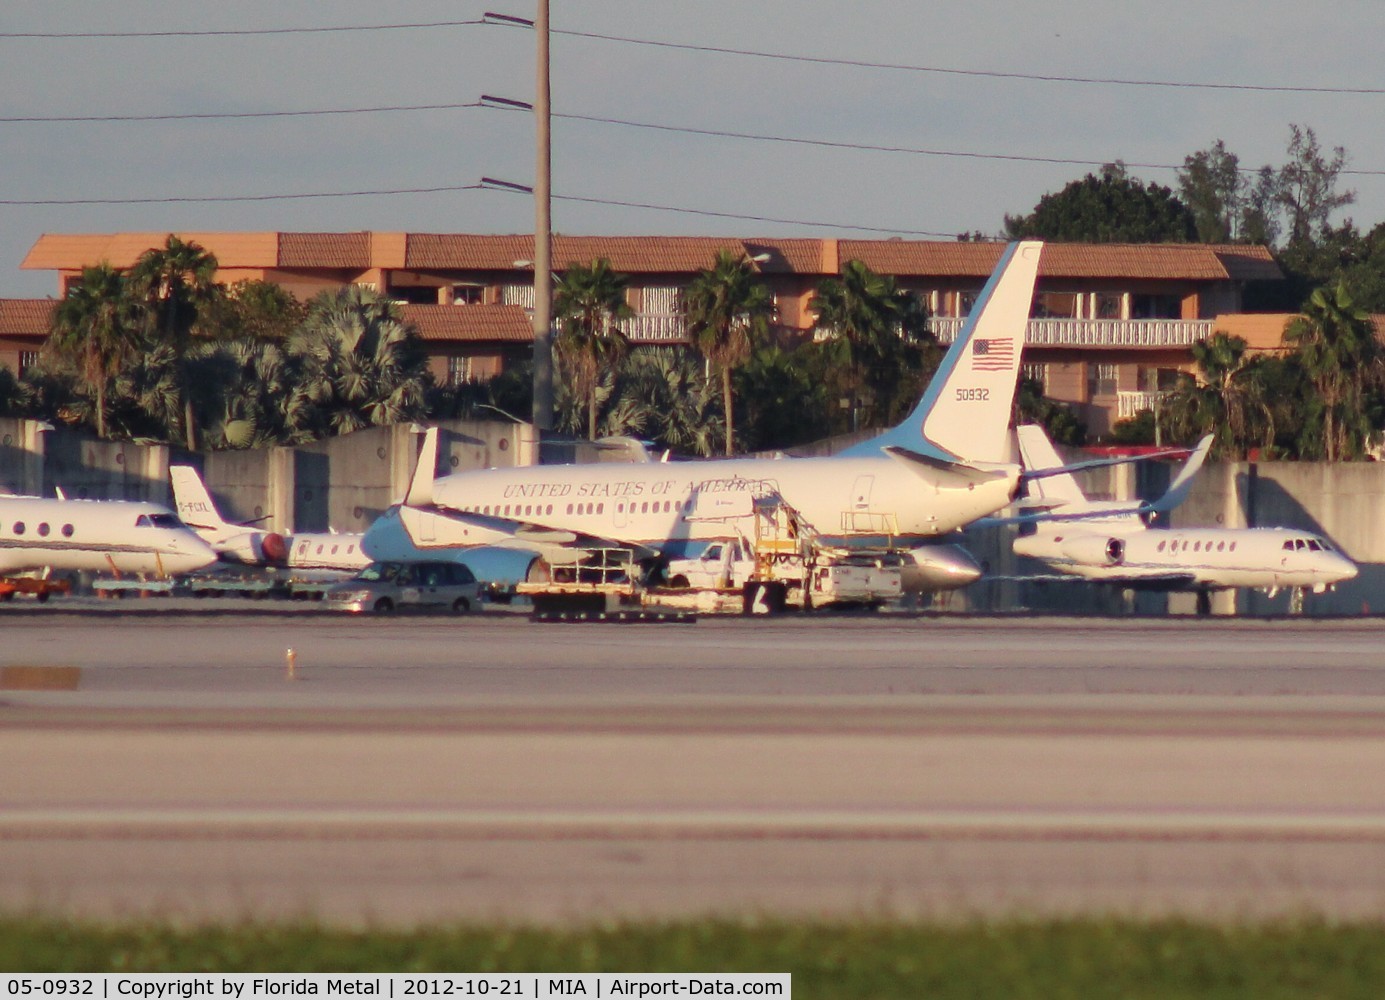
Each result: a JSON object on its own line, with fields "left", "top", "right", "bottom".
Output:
{"left": 170, "top": 465, "right": 371, "bottom": 573}
{"left": 0, "top": 493, "right": 217, "bottom": 589}
{"left": 361, "top": 241, "right": 1047, "bottom": 591}
{"left": 1010, "top": 424, "right": 1358, "bottom": 612}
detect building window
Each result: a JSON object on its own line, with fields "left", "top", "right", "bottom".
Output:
{"left": 452, "top": 284, "right": 485, "bottom": 305}
{"left": 1020, "top": 362, "right": 1048, "bottom": 393}
{"left": 1131, "top": 294, "right": 1181, "bottom": 319}
{"left": 1087, "top": 363, "right": 1118, "bottom": 398}
{"left": 1034, "top": 292, "right": 1079, "bottom": 319}
{"left": 446, "top": 356, "right": 473, "bottom": 387}
{"left": 1094, "top": 293, "right": 1124, "bottom": 319}
{"left": 17, "top": 351, "right": 38, "bottom": 377}
{"left": 1139, "top": 366, "right": 1183, "bottom": 392}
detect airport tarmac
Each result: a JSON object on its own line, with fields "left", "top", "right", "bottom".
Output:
{"left": 4, "top": 606, "right": 1385, "bottom": 925}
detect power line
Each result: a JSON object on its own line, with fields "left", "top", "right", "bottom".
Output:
{"left": 0, "top": 20, "right": 484, "bottom": 39}
{"left": 548, "top": 27, "right": 1385, "bottom": 97}
{"left": 0, "top": 101, "right": 483, "bottom": 124}
{"left": 0, "top": 184, "right": 485, "bottom": 206}
{"left": 0, "top": 180, "right": 960, "bottom": 235}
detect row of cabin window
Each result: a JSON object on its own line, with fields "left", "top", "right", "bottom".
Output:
{"left": 465, "top": 500, "right": 687, "bottom": 518}
{"left": 1156, "top": 538, "right": 1237, "bottom": 553}
{"left": 297, "top": 542, "right": 359, "bottom": 557}
{"left": 9, "top": 522, "right": 75, "bottom": 538}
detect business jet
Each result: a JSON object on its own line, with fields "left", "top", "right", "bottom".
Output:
{"left": 361, "top": 241, "right": 1047, "bottom": 590}
{"left": 170, "top": 465, "right": 371, "bottom": 572}
{"left": 0, "top": 493, "right": 217, "bottom": 584}
{"left": 1010, "top": 424, "right": 1358, "bottom": 612}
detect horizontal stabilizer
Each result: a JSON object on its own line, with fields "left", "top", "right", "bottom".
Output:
{"left": 883, "top": 446, "right": 1009, "bottom": 489}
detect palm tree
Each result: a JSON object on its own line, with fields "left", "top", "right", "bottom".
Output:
{"left": 809, "top": 259, "right": 930, "bottom": 431}
{"left": 1285, "top": 281, "right": 1382, "bottom": 461}
{"left": 128, "top": 235, "right": 221, "bottom": 449}
{"left": 286, "top": 286, "right": 432, "bottom": 440}
{"left": 684, "top": 250, "right": 773, "bottom": 455}
{"left": 46, "top": 263, "right": 141, "bottom": 438}
{"left": 553, "top": 258, "right": 632, "bottom": 439}
{"left": 1163, "top": 333, "right": 1274, "bottom": 459}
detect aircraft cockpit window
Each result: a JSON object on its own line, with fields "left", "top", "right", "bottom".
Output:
{"left": 1307, "top": 539, "right": 1322, "bottom": 551}
{"left": 1283, "top": 540, "right": 1295, "bottom": 551}
{"left": 137, "top": 513, "right": 183, "bottom": 529}
{"left": 1295, "top": 539, "right": 1307, "bottom": 551}
{"left": 135, "top": 515, "right": 151, "bottom": 527}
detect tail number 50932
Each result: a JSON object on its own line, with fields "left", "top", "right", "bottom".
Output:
{"left": 955, "top": 388, "right": 990, "bottom": 401}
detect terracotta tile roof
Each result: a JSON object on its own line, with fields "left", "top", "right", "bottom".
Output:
{"left": 0, "top": 299, "right": 55, "bottom": 336}
{"left": 24, "top": 231, "right": 1286, "bottom": 283}
{"left": 401, "top": 304, "right": 532, "bottom": 343}
{"left": 278, "top": 232, "right": 372, "bottom": 269}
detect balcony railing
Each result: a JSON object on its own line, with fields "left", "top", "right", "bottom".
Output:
{"left": 1116, "top": 390, "right": 1172, "bottom": 419}
{"left": 623, "top": 313, "right": 687, "bottom": 343}
{"left": 928, "top": 317, "right": 1215, "bottom": 348}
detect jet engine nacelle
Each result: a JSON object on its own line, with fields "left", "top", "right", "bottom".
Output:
{"left": 1060, "top": 535, "right": 1125, "bottom": 566}
{"left": 215, "top": 530, "right": 289, "bottom": 566}
{"left": 901, "top": 543, "right": 983, "bottom": 592}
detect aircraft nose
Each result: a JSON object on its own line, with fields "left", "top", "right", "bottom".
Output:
{"left": 1334, "top": 554, "right": 1359, "bottom": 582}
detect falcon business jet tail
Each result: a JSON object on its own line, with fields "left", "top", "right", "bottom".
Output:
{"left": 365, "top": 241, "right": 1046, "bottom": 591}
{"left": 171, "top": 465, "right": 371, "bottom": 572}
{"left": 1010, "top": 424, "right": 1357, "bottom": 611}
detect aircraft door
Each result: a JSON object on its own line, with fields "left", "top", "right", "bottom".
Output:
{"left": 851, "top": 475, "right": 875, "bottom": 510}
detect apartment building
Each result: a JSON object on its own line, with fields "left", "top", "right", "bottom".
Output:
{"left": 15, "top": 231, "right": 1287, "bottom": 436}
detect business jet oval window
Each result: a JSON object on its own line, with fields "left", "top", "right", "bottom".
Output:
{"left": 62, "top": 524, "right": 74, "bottom": 537}
{"left": 37, "top": 523, "right": 50, "bottom": 537}
{"left": 11, "top": 522, "right": 23, "bottom": 535}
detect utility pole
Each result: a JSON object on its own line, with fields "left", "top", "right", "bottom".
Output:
{"left": 531, "top": 0, "right": 554, "bottom": 431}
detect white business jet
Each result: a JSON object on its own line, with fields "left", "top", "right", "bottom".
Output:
{"left": 1010, "top": 424, "right": 1358, "bottom": 612}
{"left": 0, "top": 493, "right": 217, "bottom": 579}
{"left": 170, "top": 465, "right": 371, "bottom": 572}
{"left": 362, "top": 241, "right": 1047, "bottom": 590}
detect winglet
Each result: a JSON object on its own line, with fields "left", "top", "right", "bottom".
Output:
{"left": 404, "top": 427, "right": 438, "bottom": 507}
{"left": 1146, "top": 434, "right": 1213, "bottom": 515}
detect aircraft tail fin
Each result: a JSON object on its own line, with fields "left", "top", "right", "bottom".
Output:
{"left": 169, "top": 465, "right": 230, "bottom": 530}
{"left": 1015, "top": 424, "right": 1088, "bottom": 508}
{"left": 841, "top": 240, "right": 1042, "bottom": 463}
{"left": 404, "top": 427, "right": 439, "bottom": 507}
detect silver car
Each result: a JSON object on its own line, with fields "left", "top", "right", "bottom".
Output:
{"left": 323, "top": 560, "right": 481, "bottom": 614}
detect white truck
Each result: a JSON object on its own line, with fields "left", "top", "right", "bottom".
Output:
{"left": 664, "top": 536, "right": 902, "bottom": 610}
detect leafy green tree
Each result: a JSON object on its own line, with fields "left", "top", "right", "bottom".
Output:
{"left": 1178, "top": 140, "right": 1248, "bottom": 243}
{"left": 46, "top": 263, "right": 142, "bottom": 438}
{"left": 809, "top": 259, "right": 931, "bottom": 431}
{"left": 553, "top": 258, "right": 633, "bottom": 439}
{"left": 1284, "top": 281, "right": 1381, "bottom": 460}
{"left": 128, "top": 235, "right": 221, "bottom": 448}
{"left": 196, "top": 279, "right": 307, "bottom": 342}
{"left": 684, "top": 250, "right": 774, "bottom": 455}
{"left": 1163, "top": 333, "right": 1275, "bottom": 459}
{"left": 286, "top": 286, "right": 432, "bottom": 439}
{"left": 1277, "top": 125, "right": 1355, "bottom": 248}
{"left": 1004, "top": 164, "right": 1197, "bottom": 243}
{"left": 733, "top": 345, "right": 831, "bottom": 452}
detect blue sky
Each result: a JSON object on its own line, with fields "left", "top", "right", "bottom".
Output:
{"left": 3, "top": 0, "right": 1383, "bottom": 297}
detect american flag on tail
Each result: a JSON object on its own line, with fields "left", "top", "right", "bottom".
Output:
{"left": 971, "top": 337, "right": 1014, "bottom": 372}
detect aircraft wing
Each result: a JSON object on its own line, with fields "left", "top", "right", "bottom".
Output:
{"left": 400, "top": 504, "right": 661, "bottom": 562}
